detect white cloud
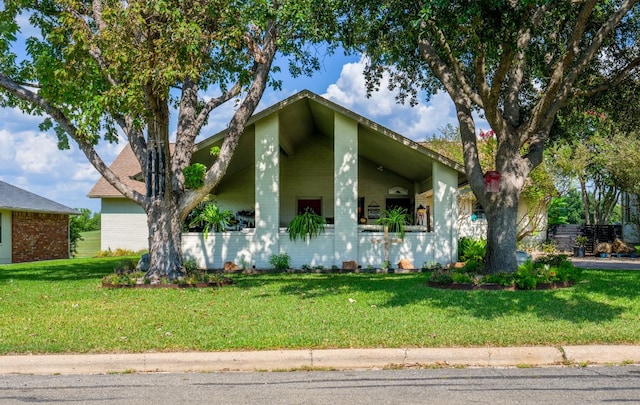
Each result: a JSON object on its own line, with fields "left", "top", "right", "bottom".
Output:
{"left": 0, "top": 129, "right": 16, "bottom": 162}
{"left": 323, "top": 58, "right": 459, "bottom": 140}
{"left": 14, "top": 131, "right": 64, "bottom": 173}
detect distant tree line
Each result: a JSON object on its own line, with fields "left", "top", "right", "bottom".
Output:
{"left": 70, "top": 209, "right": 101, "bottom": 256}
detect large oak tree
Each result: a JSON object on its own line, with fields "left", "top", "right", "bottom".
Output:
{"left": 0, "top": 0, "right": 337, "bottom": 279}
{"left": 342, "top": 0, "right": 640, "bottom": 273}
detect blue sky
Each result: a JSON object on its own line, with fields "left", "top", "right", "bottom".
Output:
{"left": 0, "top": 46, "right": 467, "bottom": 213}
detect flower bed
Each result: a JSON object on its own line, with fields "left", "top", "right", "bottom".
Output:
{"left": 427, "top": 254, "right": 580, "bottom": 291}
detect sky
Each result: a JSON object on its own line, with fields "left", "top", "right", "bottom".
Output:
{"left": 0, "top": 43, "right": 472, "bottom": 213}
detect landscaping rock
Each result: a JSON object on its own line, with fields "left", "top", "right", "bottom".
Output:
{"left": 342, "top": 260, "right": 358, "bottom": 270}
{"left": 397, "top": 259, "right": 414, "bottom": 269}
{"left": 516, "top": 250, "right": 532, "bottom": 266}
{"left": 224, "top": 261, "right": 239, "bottom": 272}
{"left": 136, "top": 253, "right": 150, "bottom": 272}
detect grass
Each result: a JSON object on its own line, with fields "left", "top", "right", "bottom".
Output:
{"left": 1, "top": 257, "right": 640, "bottom": 354}
{"left": 75, "top": 230, "right": 101, "bottom": 258}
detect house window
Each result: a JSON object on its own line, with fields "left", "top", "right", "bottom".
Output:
{"left": 0, "top": 212, "right": 2, "bottom": 243}
{"left": 297, "top": 198, "right": 322, "bottom": 216}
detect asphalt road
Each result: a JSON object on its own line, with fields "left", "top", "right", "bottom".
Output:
{"left": 1, "top": 366, "right": 640, "bottom": 404}
{"left": 571, "top": 256, "right": 640, "bottom": 270}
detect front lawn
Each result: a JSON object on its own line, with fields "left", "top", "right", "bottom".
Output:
{"left": 0, "top": 257, "right": 639, "bottom": 354}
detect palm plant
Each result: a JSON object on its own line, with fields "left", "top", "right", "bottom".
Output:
{"left": 376, "top": 207, "right": 410, "bottom": 240}
{"left": 189, "top": 203, "right": 234, "bottom": 239}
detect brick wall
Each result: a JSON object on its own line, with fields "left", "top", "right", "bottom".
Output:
{"left": 12, "top": 211, "right": 70, "bottom": 263}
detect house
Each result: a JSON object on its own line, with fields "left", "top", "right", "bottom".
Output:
{"left": 0, "top": 180, "right": 78, "bottom": 264}
{"left": 87, "top": 145, "right": 149, "bottom": 252}
{"left": 89, "top": 90, "right": 467, "bottom": 269}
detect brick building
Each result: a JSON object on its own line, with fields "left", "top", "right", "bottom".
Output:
{"left": 0, "top": 181, "right": 78, "bottom": 264}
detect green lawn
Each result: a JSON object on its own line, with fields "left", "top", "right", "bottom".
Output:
{"left": 75, "top": 230, "right": 101, "bottom": 258}
{"left": 0, "top": 257, "right": 639, "bottom": 354}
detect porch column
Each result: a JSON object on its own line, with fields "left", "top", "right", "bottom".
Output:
{"left": 432, "top": 161, "right": 458, "bottom": 265}
{"left": 254, "top": 114, "right": 280, "bottom": 268}
{"left": 334, "top": 113, "right": 358, "bottom": 266}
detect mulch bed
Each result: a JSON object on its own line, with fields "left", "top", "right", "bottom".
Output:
{"left": 102, "top": 278, "right": 233, "bottom": 289}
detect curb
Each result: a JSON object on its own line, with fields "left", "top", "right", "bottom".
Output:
{"left": 1, "top": 346, "right": 639, "bottom": 375}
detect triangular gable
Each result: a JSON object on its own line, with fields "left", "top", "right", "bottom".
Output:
{"left": 195, "top": 90, "right": 466, "bottom": 188}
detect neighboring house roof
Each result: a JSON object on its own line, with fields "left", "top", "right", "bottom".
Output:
{"left": 87, "top": 144, "right": 147, "bottom": 198}
{"left": 0, "top": 181, "right": 78, "bottom": 215}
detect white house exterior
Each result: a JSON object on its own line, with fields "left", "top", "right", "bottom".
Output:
{"left": 90, "top": 91, "right": 467, "bottom": 269}
{"left": 87, "top": 145, "right": 150, "bottom": 252}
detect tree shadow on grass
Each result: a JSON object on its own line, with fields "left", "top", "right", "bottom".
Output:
{"left": 0, "top": 257, "right": 134, "bottom": 283}
{"left": 231, "top": 271, "right": 629, "bottom": 324}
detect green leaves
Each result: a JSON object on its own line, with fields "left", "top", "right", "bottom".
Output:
{"left": 286, "top": 211, "right": 327, "bottom": 242}
{"left": 375, "top": 207, "right": 410, "bottom": 240}
{"left": 188, "top": 202, "right": 234, "bottom": 239}
{"left": 183, "top": 163, "right": 207, "bottom": 190}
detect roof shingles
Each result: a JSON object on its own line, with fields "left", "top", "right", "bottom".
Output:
{"left": 0, "top": 181, "right": 78, "bottom": 215}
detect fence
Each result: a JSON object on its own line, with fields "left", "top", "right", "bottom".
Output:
{"left": 547, "top": 224, "right": 622, "bottom": 255}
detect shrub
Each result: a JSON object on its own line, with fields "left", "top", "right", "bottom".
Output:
{"left": 429, "top": 268, "right": 453, "bottom": 284}
{"left": 458, "top": 237, "right": 486, "bottom": 262}
{"left": 189, "top": 202, "right": 234, "bottom": 239}
{"left": 269, "top": 253, "right": 291, "bottom": 270}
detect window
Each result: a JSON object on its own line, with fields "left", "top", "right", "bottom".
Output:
{"left": 0, "top": 212, "right": 2, "bottom": 243}
{"left": 297, "top": 198, "right": 322, "bottom": 216}
{"left": 472, "top": 202, "right": 486, "bottom": 221}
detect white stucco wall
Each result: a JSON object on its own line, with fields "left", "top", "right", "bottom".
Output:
{"left": 100, "top": 199, "right": 148, "bottom": 252}
{"left": 457, "top": 193, "right": 548, "bottom": 245}
{"left": 182, "top": 228, "right": 438, "bottom": 270}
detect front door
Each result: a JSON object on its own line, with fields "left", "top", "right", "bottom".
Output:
{"left": 0, "top": 210, "right": 11, "bottom": 264}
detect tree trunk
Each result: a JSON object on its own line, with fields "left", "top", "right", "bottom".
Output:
{"left": 484, "top": 190, "right": 519, "bottom": 274}
{"left": 145, "top": 199, "right": 185, "bottom": 281}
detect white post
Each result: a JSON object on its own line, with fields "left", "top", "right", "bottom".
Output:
{"left": 254, "top": 114, "right": 280, "bottom": 268}
{"left": 334, "top": 113, "right": 358, "bottom": 266}
{"left": 432, "top": 161, "right": 459, "bottom": 265}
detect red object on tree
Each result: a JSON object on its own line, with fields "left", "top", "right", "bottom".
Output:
{"left": 484, "top": 171, "right": 500, "bottom": 193}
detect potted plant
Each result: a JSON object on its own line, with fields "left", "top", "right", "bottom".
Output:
{"left": 189, "top": 202, "right": 234, "bottom": 239}
{"left": 286, "top": 210, "right": 327, "bottom": 241}
{"left": 376, "top": 206, "right": 410, "bottom": 240}
{"left": 574, "top": 235, "right": 588, "bottom": 257}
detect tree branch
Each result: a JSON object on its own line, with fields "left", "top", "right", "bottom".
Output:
{"left": 423, "top": 20, "right": 483, "bottom": 106}
{"left": 180, "top": 21, "right": 278, "bottom": 215}
{"left": 0, "top": 72, "right": 146, "bottom": 207}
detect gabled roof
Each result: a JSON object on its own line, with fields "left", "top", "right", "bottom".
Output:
{"left": 88, "top": 91, "right": 467, "bottom": 198}
{"left": 87, "top": 144, "right": 147, "bottom": 198}
{"left": 0, "top": 181, "right": 78, "bottom": 215}
{"left": 195, "top": 90, "right": 466, "bottom": 187}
